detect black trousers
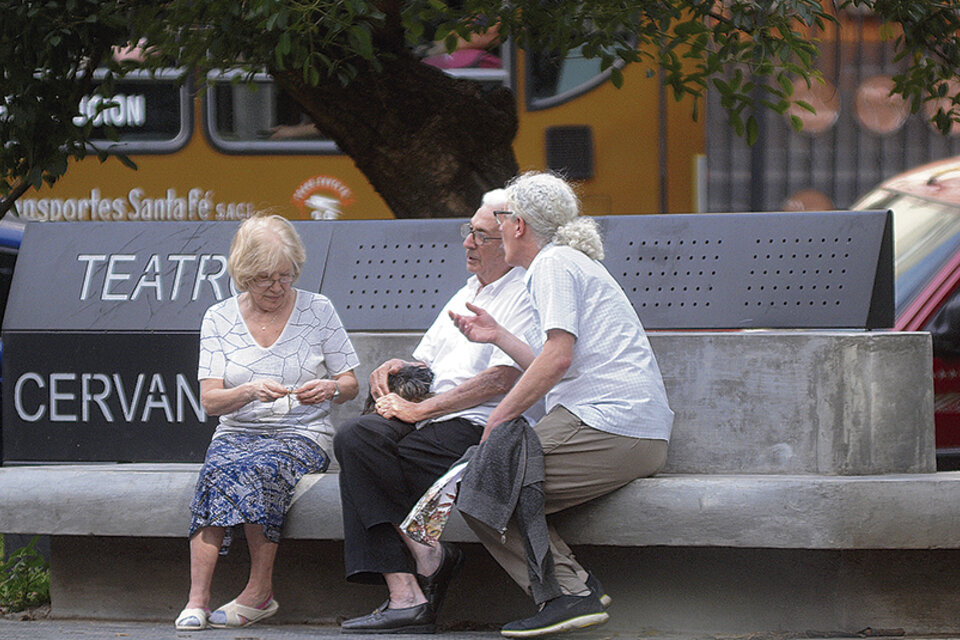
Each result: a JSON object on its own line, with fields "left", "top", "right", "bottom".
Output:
{"left": 333, "top": 413, "right": 482, "bottom": 584}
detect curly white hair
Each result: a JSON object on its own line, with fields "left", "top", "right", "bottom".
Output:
{"left": 506, "top": 172, "right": 604, "bottom": 260}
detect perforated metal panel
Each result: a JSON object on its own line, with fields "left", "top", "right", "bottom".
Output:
{"left": 318, "top": 219, "right": 468, "bottom": 330}
{"left": 315, "top": 211, "right": 892, "bottom": 331}
{"left": 600, "top": 211, "right": 893, "bottom": 329}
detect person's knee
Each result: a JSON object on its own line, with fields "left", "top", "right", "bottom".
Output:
{"left": 333, "top": 418, "right": 364, "bottom": 458}
{"left": 334, "top": 415, "right": 408, "bottom": 460}
{"left": 396, "top": 429, "right": 427, "bottom": 460}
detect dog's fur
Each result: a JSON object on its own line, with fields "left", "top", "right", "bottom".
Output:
{"left": 362, "top": 364, "right": 435, "bottom": 414}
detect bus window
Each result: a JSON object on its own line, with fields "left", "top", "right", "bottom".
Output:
{"left": 204, "top": 61, "right": 511, "bottom": 156}
{"left": 526, "top": 46, "right": 622, "bottom": 110}
{"left": 204, "top": 70, "right": 339, "bottom": 155}
{"left": 76, "top": 69, "right": 192, "bottom": 154}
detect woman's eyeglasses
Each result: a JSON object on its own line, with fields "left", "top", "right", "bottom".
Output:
{"left": 250, "top": 274, "right": 295, "bottom": 290}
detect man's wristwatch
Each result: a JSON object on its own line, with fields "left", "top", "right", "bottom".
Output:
{"left": 332, "top": 381, "right": 340, "bottom": 399}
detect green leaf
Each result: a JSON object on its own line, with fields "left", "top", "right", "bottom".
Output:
{"left": 777, "top": 74, "right": 793, "bottom": 97}
{"left": 348, "top": 25, "right": 373, "bottom": 59}
{"left": 746, "top": 115, "right": 758, "bottom": 145}
{"left": 610, "top": 66, "right": 623, "bottom": 88}
{"left": 730, "top": 113, "right": 744, "bottom": 137}
{"left": 116, "top": 154, "right": 137, "bottom": 171}
{"left": 444, "top": 32, "right": 458, "bottom": 53}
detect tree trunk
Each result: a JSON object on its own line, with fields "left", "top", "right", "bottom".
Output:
{"left": 275, "top": 53, "right": 519, "bottom": 219}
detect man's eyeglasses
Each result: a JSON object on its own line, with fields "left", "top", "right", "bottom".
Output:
{"left": 250, "top": 274, "right": 295, "bottom": 290}
{"left": 460, "top": 223, "right": 501, "bottom": 246}
{"left": 493, "top": 210, "right": 514, "bottom": 227}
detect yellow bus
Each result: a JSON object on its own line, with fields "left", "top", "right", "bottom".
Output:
{"left": 14, "top": 46, "right": 704, "bottom": 223}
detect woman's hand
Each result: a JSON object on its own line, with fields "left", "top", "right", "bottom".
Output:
{"left": 248, "top": 378, "right": 290, "bottom": 403}
{"left": 294, "top": 379, "right": 340, "bottom": 404}
{"left": 449, "top": 301, "right": 500, "bottom": 344}
{"left": 375, "top": 392, "right": 424, "bottom": 423}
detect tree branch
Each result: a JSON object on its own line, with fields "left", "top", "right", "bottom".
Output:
{"left": 0, "top": 180, "right": 32, "bottom": 218}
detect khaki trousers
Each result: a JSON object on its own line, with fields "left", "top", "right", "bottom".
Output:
{"left": 463, "top": 406, "right": 668, "bottom": 597}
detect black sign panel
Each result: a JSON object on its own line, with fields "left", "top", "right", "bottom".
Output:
{"left": 2, "top": 332, "right": 215, "bottom": 463}
{"left": 1, "top": 221, "right": 335, "bottom": 463}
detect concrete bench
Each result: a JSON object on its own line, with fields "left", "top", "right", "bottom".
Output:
{"left": 4, "top": 330, "right": 960, "bottom": 635}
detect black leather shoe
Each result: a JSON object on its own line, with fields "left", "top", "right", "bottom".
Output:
{"left": 416, "top": 542, "right": 464, "bottom": 616}
{"left": 340, "top": 600, "right": 436, "bottom": 634}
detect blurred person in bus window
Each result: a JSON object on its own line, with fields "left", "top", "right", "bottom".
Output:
{"left": 175, "top": 214, "right": 359, "bottom": 631}
{"left": 268, "top": 91, "right": 324, "bottom": 140}
{"left": 420, "top": 12, "right": 502, "bottom": 70}
{"left": 450, "top": 171, "right": 674, "bottom": 637}
{"left": 112, "top": 40, "right": 148, "bottom": 64}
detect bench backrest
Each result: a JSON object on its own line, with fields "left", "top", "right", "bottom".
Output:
{"left": 317, "top": 211, "right": 894, "bottom": 330}
{"left": 1, "top": 211, "right": 895, "bottom": 464}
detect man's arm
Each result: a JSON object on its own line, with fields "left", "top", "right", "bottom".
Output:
{"left": 374, "top": 364, "right": 520, "bottom": 423}
{"left": 449, "top": 301, "right": 537, "bottom": 370}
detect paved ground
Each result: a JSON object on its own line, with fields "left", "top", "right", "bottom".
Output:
{"left": 0, "top": 615, "right": 945, "bottom": 640}
{"left": 0, "top": 618, "right": 603, "bottom": 640}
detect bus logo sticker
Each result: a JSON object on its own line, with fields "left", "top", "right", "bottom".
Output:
{"left": 292, "top": 175, "right": 354, "bottom": 220}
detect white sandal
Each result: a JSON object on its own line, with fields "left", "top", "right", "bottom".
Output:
{"left": 208, "top": 596, "right": 279, "bottom": 628}
{"left": 174, "top": 607, "right": 209, "bottom": 631}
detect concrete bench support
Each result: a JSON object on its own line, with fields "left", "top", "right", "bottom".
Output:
{"left": 1, "top": 330, "right": 954, "bottom": 635}
{"left": 5, "top": 465, "right": 960, "bottom": 633}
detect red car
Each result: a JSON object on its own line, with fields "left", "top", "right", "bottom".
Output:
{"left": 853, "top": 157, "right": 960, "bottom": 469}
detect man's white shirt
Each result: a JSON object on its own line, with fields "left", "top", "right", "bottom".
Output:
{"left": 414, "top": 267, "right": 544, "bottom": 427}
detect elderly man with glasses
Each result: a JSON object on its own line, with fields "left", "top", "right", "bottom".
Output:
{"left": 333, "top": 189, "right": 544, "bottom": 634}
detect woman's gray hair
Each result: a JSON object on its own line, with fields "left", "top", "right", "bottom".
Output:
{"left": 505, "top": 172, "right": 604, "bottom": 261}
{"left": 228, "top": 213, "right": 306, "bottom": 291}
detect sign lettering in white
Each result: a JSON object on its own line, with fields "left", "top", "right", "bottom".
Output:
{"left": 77, "top": 253, "right": 233, "bottom": 302}
{"left": 72, "top": 94, "right": 148, "bottom": 128}
{"left": 17, "top": 188, "right": 255, "bottom": 222}
{"left": 14, "top": 372, "right": 206, "bottom": 424}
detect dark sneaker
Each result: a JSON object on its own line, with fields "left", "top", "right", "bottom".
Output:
{"left": 585, "top": 571, "right": 612, "bottom": 609}
{"left": 500, "top": 593, "right": 609, "bottom": 638}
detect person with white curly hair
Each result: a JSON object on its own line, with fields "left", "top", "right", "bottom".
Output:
{"left": 450, "top": 171, "right": 674, "bottom": 638}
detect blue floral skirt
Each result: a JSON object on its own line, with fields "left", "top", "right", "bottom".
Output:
{"left": 189, "top": 432, "right": 329, "bottom": 554}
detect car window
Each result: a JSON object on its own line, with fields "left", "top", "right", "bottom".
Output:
{"left": 855, "top": 189, "right": 960, "bottom": 312}
{"left": 926, "top": 285, "right": 960, "bottom": 359}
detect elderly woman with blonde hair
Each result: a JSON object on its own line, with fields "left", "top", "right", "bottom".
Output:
{"left": 175, "top": 214, "right": 359, "bottom": 631}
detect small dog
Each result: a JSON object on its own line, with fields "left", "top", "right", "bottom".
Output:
{"left": 362, "top": 364, "right": 435, "bottom": 414}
